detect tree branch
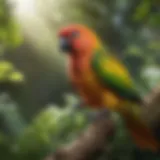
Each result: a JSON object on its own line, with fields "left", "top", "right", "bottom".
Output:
{"left": 44, "top": 86, "right": 160, "bottom": 160}
{"left": 142, "top": 86, "right": 160, "bottom": 127}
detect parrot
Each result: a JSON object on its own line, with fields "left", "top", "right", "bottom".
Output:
{"left": 58, "top": 24, "right": 159, "bottom": 152}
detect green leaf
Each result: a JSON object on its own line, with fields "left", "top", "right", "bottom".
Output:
{"left": 133, "top": 0, "right": 151, "bottom": 21}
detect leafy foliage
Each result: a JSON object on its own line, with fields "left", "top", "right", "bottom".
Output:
{"left": 0, "top": 95, "right": 88, "bottom": 160}
{"left": 0, "top": 0, "right": 24, "bottom": 88}
{"left": 0, "top": 60, "right": 24, "bottom": 84}
{"left": 0, "top": 0, "right": 23, "bottom": 52}
{"left": 0, "top": 0, "right": 159, "bottom": 160}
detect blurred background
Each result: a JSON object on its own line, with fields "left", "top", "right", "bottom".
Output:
{"left": 0, "top": 0, "right": 159, "bottom": 159}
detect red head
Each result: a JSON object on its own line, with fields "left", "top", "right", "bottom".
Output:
{"left": 58, "top": 24, "right": 100, "bottom": 56}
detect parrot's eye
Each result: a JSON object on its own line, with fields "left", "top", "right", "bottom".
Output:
{"left": 71, "top": 31, "right": 80, "bottom": 38}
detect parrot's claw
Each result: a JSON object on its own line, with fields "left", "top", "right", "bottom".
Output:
{"left": 96, "top": 108, "right": 110, "bottom": 120}
{"left": 88, "top": 108, "right": 110, "bottom": 122}
{"left": 74, "top": 101, "right": 85, "bottom": 110}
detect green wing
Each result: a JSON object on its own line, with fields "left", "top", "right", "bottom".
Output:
{"left": 91, "top": 49, "right": 141, "bottom": 102}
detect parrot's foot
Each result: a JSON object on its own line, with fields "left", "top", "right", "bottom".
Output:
{"left": 96, "top": 108, "right": 110, "bottom": 120}
{"left": 74, "top": 101, "right": 85, "bottom": 111}
{"left": 88, "top": 108, "right": 110, "bottom": 122}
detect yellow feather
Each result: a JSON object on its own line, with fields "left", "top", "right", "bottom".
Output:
{"left": 100, "top": 56, "right": 133, "bottom": 86}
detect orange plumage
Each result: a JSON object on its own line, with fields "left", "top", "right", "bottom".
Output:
{"left": 58, "top": 24, "right": 159, "bottom": 152}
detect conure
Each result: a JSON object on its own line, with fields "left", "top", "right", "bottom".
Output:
{"left": 58, "top": 24, "right": 159, "bottom": 152}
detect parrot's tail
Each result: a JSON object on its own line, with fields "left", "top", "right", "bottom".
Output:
{"left": 120, "top": 108, "right": 160, "bottom": 152}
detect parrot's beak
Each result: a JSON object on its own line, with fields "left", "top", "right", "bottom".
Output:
{"left": 59, "top": 37, "right": 72, "bottom": 53}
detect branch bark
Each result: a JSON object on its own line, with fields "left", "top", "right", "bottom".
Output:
{"left": 44, "top": 86, "right": 160, "bottom": 160}
{"left": 142, "top": 86, "right": 160, "bottom": 126}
